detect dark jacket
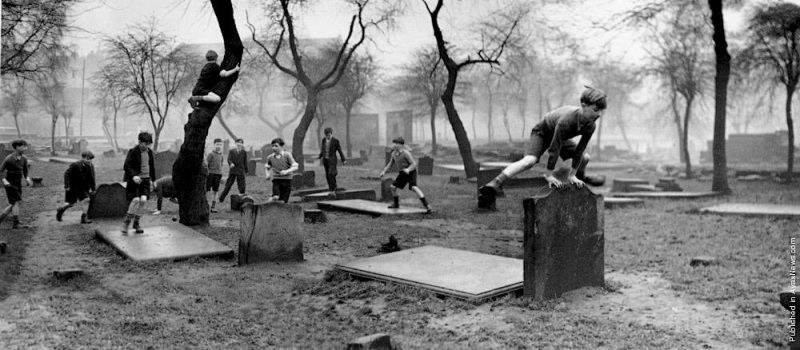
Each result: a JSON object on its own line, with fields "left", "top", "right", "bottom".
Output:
{"left": 123, "top": 146, "right": 156, "bottom": 182}
{"left": 64, "top": 160, "right": 96, "bottom": 194}
{"left": 227, "top": 148, "right": 248, "bottom": 174}
{"left": 318, "top": 137, "right": 346, "bottom": 163}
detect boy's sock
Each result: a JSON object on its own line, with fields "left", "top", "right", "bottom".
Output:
{"left": 420, "top": 197, "right": 432, "bottom": 213}
{"left": 133, "top": 215, "right": 144, "bottom": 234}
{"left": 81, "top": 213, "right": 92, "bottom": 224}
{"left": 56, "top": 204, "right": 68, "bottom": 222}
{"left": 11, "top": 215, "right": 28, "bottom": 229}
{"left": 210, "top": 200, "right": 217, "bottom": 213}
{"left": 121, "top": 213, "right": 133, "bottom": 233}
{"left": 388, "top": 196, "right": 400, "bottom": 209}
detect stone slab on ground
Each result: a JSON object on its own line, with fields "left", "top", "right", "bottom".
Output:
{"left": 336, "top": 245, "right": 523, "bottom": 301}
{"left": 347, "top": 333, "right": 391, "bottom": 350}
{"left": 293, "top": 187, "right": 332, "bottom": 197}
{"left": 94, "top": 224, "right": 234, "bottom": 262}
{"left": 604, "top": 197, "right": 645, "bottom": 208}
{"left": 49, "top": 157, "right": 74, "bottom": 164}
{"left": 610, "top": 191, "right": 721, "bottom": 199}
{"left": 318, "top": 199, "right": 429, "bottom": 216}
{"left": 303, "top": 189, "right": 376, "bottom": 202}
{"left": 523, "top": 186, "right": 604, "bottom": 300}
{"left": 699, "top": 203, "right": 800, "bottom": 218}
{"left": 239, "top": 202, "right": 304, "bottom": 264}
{"left": 611, "top": 178, "right": 650, "bottom": 193}
{"left": 628, "top": 184, "right": 659, "bottom": 192}
{"left": 87, "top": 183, "right": 128, "bottom": 219}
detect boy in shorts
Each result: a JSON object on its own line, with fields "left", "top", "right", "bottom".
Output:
{"left": 478, "top": 87, "right": 607, "bottom": 207}
{"left": 265, "top": 138, "right": 299, "bottom": 203}
{"left": 206, "top": 138, "right": 224, "bottom": 212}
{"left": 121, "top": 132, "right": 156, "bottom": 234}
{"left": 56, "top": 150, "right": 96, "bottom": 224}
{"left": 0, "top": 139, "right": 34, "bottom": 229}
{"left": 379, "top": 137, "right": 432, "bottom": 213}
{"left": 187, "top": 50, "right": 240, "bottom": 109}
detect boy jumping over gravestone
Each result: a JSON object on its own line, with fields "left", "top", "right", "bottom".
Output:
{"left": 478, "top": 87, "right": 607, "bottom": 207}
{"left": 265, "top": 138, "right": 299, "bottom": 203}
{"left": 218, "top": 138, "right": 247, "bottom": 203}
{"left": 121, "top": 132, "right": 156, "bottom": 234}
{"left": 56, "top": 150, "right": 96, "bottom": 224}
{"left": 187, "top": 50, "right": 240, "bottom": 109}
{"left": 206, "top": 138, "right": 224, "bottom": 212}
{"left": 380, "top": 137, "right": 432, "bottom": 213}
{"left": 0, "top": 139, "right": 34, "bottom": 228}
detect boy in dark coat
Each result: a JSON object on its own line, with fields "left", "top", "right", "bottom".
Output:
{"left": 56, "top": 151, "right": 96, "bottom": 224}
{"left": 121, "top": 132, "right": 156, "bottom": 234}
{"left": 318, "top": 127, "right": 347, "bottom": 193}
{"left": 0, "top": 139, "right": 33, "bottom": 228}
{"left": 218, "top": 138, "right": 247, "bottom": 203}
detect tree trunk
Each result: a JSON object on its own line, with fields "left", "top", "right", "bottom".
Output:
{"left": 292, "top": 89, "right": 319, "bottom": 173}
{"left": 113, "top": 110, "right": 119, "bottom": 152}
{"left": 442, "top": 88, "right": 478, "bottom": 178}
{"left": 51, "top": 114, "right": 57, "bottom": 155}
{"left": 345, "top": 106, "right": 352, "bottom": 158}
{"left": 486, "top": 85, "right": 494, "bottom": 142}
{"left": 682, "top": 95, "right": 694, "bottom": 178}
{"left": 13, "top": 114, "right": 21, "bottom": 139}
{"left": 595, "top": 115, "right": 603, "bottom": 162}
{"left": 786, "top": 85, "right": 796, "bottom": 182}
{"left": 708, "top": 0, "right": 731, "bottom": 193}
{"left": 430, "top": 102, "right": 438, "bottom": 155}
{"left": 471, "top": 106, "right": 477, "bottom": 141}
{"left": 670, "top": 92, "right": 685, "bottom": 163}
{"left": 173, "top": 0, "right": 243, "bottom": 226}
{"left": 502, "top": 109, "right": 513, "bottom": 143}
{"left": 216, "top": 110, "right": 238, "bottom": 140}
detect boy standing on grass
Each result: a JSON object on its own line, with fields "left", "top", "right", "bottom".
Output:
{"left": 56, "top": 150, "right": 96, "bottom": 224}
{"left": 219, "top": 138, "right": 247, "bottom": 203}
{"left": 187, "top": 50, "right": 240, "bottom": 109}
{"left": 206, "top": 138, "right": 224, "bottom": 212}
{"left": 121, "top": 132, "right": 156, "bottom": 234}
{"left": 379, "top": 137, "right": 432, "bottom": 213}
{"left": 478, "top": 87, "right": 607, "bottom": 207}
{"left": 265, "top": 138, "right": 299, "bottom": 203}
{"left": 0, "top": 139, "right": 33, "bottom": 229}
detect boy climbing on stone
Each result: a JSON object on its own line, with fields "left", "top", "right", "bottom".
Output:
{"left": 56, "top": 150, "right": 96, "bottom": 224}
{"left": 0, "top": 139, "right": 34, "bottom": 228}
{"left": 187, "top": 50, "right": 240, "bottom": 109}
{"left": 380, "top": 137, "right": 432, "bottom": 213}
{"left": 478, "top": 87, "right": 607, "bottom": 207}
{"left": 265, "top": 138, "right": 299, "bottom": 203}
{"left": 121, "top": 132, "right": 156, "bottom": 234}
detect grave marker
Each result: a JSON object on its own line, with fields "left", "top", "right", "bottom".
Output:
{"left": 418, "top": 156, "right": 434, "bottom": 175}
{"left": 239, "top": 202, "right": 304, "bottom": 264}
{"left": 87, "top": 183, "right": 128, "bottom": 219}
{"left": 523, "top": 186, "right": 604, "bottom": 300}
{"left": 380, "top": 178, "right": 393, "bottom": 202}
{"left": 153, "top": 150, "right": 178, "bottom": 179}
{"left": 611, "top": 178, "right": 650, "bottom": 193}
{"left": 303, "top": 170, "right": 315, "bottom": 188}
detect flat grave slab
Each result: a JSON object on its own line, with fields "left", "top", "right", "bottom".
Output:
{"left": 336, "top": 245, "right": 523, "bottom": 301}
{"left": 293, "top": 187, "right": 331, "bottom": 197}
{"left": 610, "top": 191, "right": 721, "bottom": 199}
{"left": 303, "top": 189, "right": 376, "bottom": 202}
{"left": 49, "top": 157, "right": 75, "bottom": 164}
{"left": 604, "top": 197, "right": 645, "bottom": 208}
{"left": 95, "top": 224, "right": 233, "bottom": 262}
{"left": 317, "top": 199, "right": 428, "bottom": 216}
{"left": 700, "top": 203, "right": 800, "bottom": 218}
{"left": 436, "top": 164, "right": 500, "bottom": 172}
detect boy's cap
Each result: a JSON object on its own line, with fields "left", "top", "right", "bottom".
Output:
{"left": 206, "top": 50, "right": 218, "bottom": 61}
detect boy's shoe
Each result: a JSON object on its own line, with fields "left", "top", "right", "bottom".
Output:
{"left": 132, "top": 221, "right": 144, "bottom": 234}
{"left": 478, "top": 181, "right": 499, "bottom": 198}
{"left": 387, "top": 203, "right": 400, "bottom": 209}
{"left": 578, "top": 174, "right": 606, "bottom": 187}
{"left": 56, "top": 207, "right": 66, "bottom": 222}
{"left": 80, "top": 214, "right": 92, "bottom": 224}
{"left": 210, "top": 207, "right": 218, "bottom": 213}
{"left": 424, "top": 205, "right": 433, "bottom": 214}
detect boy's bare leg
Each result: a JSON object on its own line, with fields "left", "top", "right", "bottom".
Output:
{"left": 0, "top": 205, "right": 12, "bottom": 224}
{"left": 479, "top": 155, "right": 539, "bottom": 197}
{"left": 574, "top": 153, "right": 605, "bottom": 186}
{"left": 411, "top": 186, "right": 432, "bottom": 212}
{"left": 56, "top": 202, "right": 74, "bottom": 222}
{"left": 78, "top": 200, "right": 91, "bottom": 224}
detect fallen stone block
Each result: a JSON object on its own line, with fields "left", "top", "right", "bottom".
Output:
{"left": 304, "top": 209, "right": 326, "bottom": 223}
{"left": 690, "top": 256, "right": 719, "bottom": 267}
{"left": 346, "top": 333, "right": 392, "bottom": 350}
{"left": 52, "top": 269, "right": 84, "bottom": 281}
{"left": 448, "top": 176, "right": 460, "bottom": 184}
{"left": 380, "top": 178, "right": 393, "bottom": 202}
{"left": 291, "top": 174, "right": 305, "bottom": 189}
{"left": 628, "top": 184, "right": 658, "bottom": 192}
{"left": 31, "top": 177, "right": 43, "bottom": 187}
{"left": 239, "top": 202, "right": 304, "bottom": 264}
{"left": 303, "top": 170, "right": 315, "bottom": 188}
{"left": 611, "top": 178, "right": 650, "bottom": 193}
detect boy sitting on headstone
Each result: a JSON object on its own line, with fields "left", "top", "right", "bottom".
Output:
{"left": 479, "top": 87, "right": 607, "bottom": 206}
{"left": 187, "top": 50, "right": 240, "bottom": 109}
{"left": 0, "top": 139, "right": 34, "bottom": 228}
{"left": 265, "top": 138, "right": 299, "bottom": 203}
{"left": 56, "top": 150, "right": 96, "bottom": 224}
{"left": 380, "top": 137, "right": 432, "bottom": 213}
{"left": 152, "top": 175, "right": 178, "bottom": 215}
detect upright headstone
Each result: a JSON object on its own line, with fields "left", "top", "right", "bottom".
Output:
{"left": 230, "top": 193, "right": 254, "bottom": 211}
{"left": 523, "top": 186, "right": 604, "bottom": 300}
{"left": 247, "top": 158, "right": 261, "bottom": 176}
{"left": 381, "top": 178, "right": 394, "bottom": 202}
{"left": 418, "top": 156, "right": 434, "bottom": 176}
{"left": 87, "top": 183, "right": 129, "bottom": 219}
{"left": 291, "top": 174, "right": 305, "bottom": 189}
{"left": 154, "top": 150, "right": 178, "bottom": 179}
{"left": 223, "top": 139, "right": 230, "bottom": 155}
{"left": 611, "top": 178, "right": 649, "bottom": 193}
{"left": 239, "top": 202, "right": 304, "bottom": 264}
{"left": 303, "top": 170, "right": 315, "bottom": 188}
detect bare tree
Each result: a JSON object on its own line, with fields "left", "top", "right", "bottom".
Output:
{"left": 30, "top": 49, "right": 71, "bottom": 155}
{"left": 247, "top": 0, "right": 399, "bottom": 171}
{"left": 394, "top": 46, "right": 448, "bottom": 155}
{"left": 1, "top": 79, "right": 28, "bottom": 138}
{"left": 91, "top": 68, "right": 127, "bottom": 153}
{"left": 423, "top": 0, "right": 526, "bottom": 177}
{"left": 102, "top": 20, "right": 195, "bottom": 151}
{"left": 745, "top": 2, "right": 800, "bottom": 182}
{"left": 173, "top": 0, "right": 243, "bottom": 226}
{"left": 330, "top": 51, "right": 378, "bottom": 157}
{"left": 1, "top": 0, "right": 76, "bottom": 78}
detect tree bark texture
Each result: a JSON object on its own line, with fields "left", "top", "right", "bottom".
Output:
{"left": 708, "top": 0, "right": 731, "bottom": 193}
{"left": 786, "top": 85, "right": 796, "bottom": 182}
{"left": 682, "top": 95, "right": 694, "bottom": 178}
{"left": 173, "top": 0, "right": 243, "bottom": 226}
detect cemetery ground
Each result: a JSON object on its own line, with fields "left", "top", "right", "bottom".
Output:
{"left": 0, "top": 154, "right": 795, "bottom": 349}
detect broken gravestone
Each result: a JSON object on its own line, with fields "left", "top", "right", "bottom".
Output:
{"left": 303, "top": 170, "right": 316, "bottom": 188}
{"left": 87, "top": 183, "right": 128, "bottom": 219}
{"left": 418, "top": 156, "right": 434, "bottom": 176}
{"left": 523, "top": 186, "right": 604, "bottom": 300}
{"left": 381, "top": 178, "right": 394, "bottom": 202}
{"left": 239, "top": 202, "right": 304, "bottom": 265}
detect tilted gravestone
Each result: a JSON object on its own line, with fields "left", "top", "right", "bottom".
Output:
{"left": 247, "top": 158, "right": 261, "bottom": 176}
{"left": 239, "top": 202, "right": 304, "bottom": 264}
{"left": 418, "top": 156, "right": 434, "bottom": 176}
{"left": 381, "top": 178, "right": 394, "bottom": 202}
{"left": 153, "top": 150, "right": 178, "bottom": 179}
{"left": 291, "top": 174, "right": 305, "bottom": 189}
{"left": 303, "top": 170, "right": 315, "bottom": 188}
{"left": 87, "top": 183, "right": 129, "bottom": 219}
{"left": 523, "top": 186, "right": 604, "bottom": 300}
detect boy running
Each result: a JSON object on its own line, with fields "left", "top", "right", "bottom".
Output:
{"left": 0, "top": 139, "right": 33, "bottom": 228}
{"left": 56, "top": 150, "right": 96, "bottom": 224}
{"left": 265, "top": 138, "right": 299, "bottom": 203}
{"left": 379, "top": 137, "right": 432, "bottom": 213}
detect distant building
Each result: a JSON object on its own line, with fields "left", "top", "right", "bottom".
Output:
{"left": 701, "top": 131, "right": 793, "bottom": 163}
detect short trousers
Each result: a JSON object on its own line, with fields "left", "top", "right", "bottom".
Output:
{"left": 125, "top": 178, "right": 151, "bottom": 201}
{"left": 525, "top": 131, "right": 578, "bottom": 161}
{"left": 4, "top": 180, "right": 22, "bottom": 204}
{"left": 272, "top": 179, "right": 292, "bottom": 203}
{"left": 65, "top": 190, "right": 90, "bottom": 204}
{"left": 206, "top": 173, "right": 222, "bottom": 191}
{"left": 393, "top": 170, "right": 418, "bottom": 190}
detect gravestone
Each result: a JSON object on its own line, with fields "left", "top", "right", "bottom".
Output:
{"left": 381, "top": 178, "right": 394, "bottom": 202}
{"left": 102, "top": 150, "right": 116, "bottom": 158}
{"left": 303, "top": 170, "right": 315, "bottom": 188}
{"left": 87, "top": 183, "right": 129, "bottom": 219}
{"left": 449, "top": 176, "right": 460, "bottom": 184}
{"left": 304, "top": 209, "right": 326, "bottom": 223}
{"left": 31, "top": 177, "right": 43, "bottom": 187}
{"left": 239, "top": 202, "right": 304, "bottom": 264}
{"left": 523, "top": 186, "right": 604, "bottom": 300}
{"left": 247, "top": 158, "right": 261, "bottom": 176}
{"left": 154, "top": 150, "right": 178, "bottom": 179}
{"left": 611, "top": 178, "right": 649, "bottom": 193}
{"left": 345, "top": 158, "right": 364, "bottom": 166}
{"left": 418, "top": 156, "right": 434, "bottom": 176}
{"left": 291, "top": 174, "right": 305, "bottom": 189}
{"left": 223, "top": 139, "right": 230, "bottom": 155}
{"left": 254, "top": 150, "right": 262, "bottom": 159}
{"left": 655, "top": 177, "right": 683, "bottom": 192}
{"left": 476, "top": 168, "right": 504, "bottom": 203}
{"left": 230, "top": 193, "right": 254, "bottom": 211}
